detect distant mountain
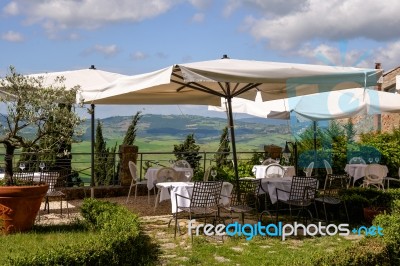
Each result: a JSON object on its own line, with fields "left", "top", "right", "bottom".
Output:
{"left": 80, "top": 114, "right": 290, "bottom": 141}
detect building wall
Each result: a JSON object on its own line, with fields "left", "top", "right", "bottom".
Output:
{"left": 381, "top": 67, "right": 400, "bottom": 133}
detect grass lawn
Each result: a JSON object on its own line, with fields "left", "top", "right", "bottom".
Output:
{"left": 141, "top": 215, "right": 360, "bottom": 266}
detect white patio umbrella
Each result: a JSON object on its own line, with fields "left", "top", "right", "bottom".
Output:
{"left": 21, "top": 66, "right": 128, "bottom": 187}
{"left": 209, "top": 88, "right": 400, "bottom": 121}
{"left": 79, "top": 56, "right": 382, "bottom": 184}
{"left": 209, "top": 87, "right": 400, "bottom": 174}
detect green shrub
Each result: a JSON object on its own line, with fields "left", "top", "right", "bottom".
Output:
{"left": 8, "top": 199, "right": 159, "bottom": 265}
{"left": 373, "top": 199, "right": 400, "bottom": 264}
{"left": 311, "top": 237, "right": 390, "bottom": 266}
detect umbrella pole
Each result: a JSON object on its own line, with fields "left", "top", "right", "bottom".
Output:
{"left": 91, "top": 104, "right": 95, "bottom": 198}
{"left": 226, "top": 97, "right": 240, "bottom": 188}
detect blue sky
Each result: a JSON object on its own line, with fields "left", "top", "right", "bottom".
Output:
{"left": 1, "top": 0, "right": 400, "bottom": 119}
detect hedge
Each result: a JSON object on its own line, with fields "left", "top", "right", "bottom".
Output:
{"left": 7, "top": 198, "right": 159, "bottom": 265}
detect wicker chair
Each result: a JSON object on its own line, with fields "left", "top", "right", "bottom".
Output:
{"left": 362, "top": 164, "right": 386, "bottom": 190}
{"left": 262, "top": 158, "right": 277, "bottom": 165}
{"left": 314, "top": 174, "right": 349, "bottom": 223}
{"left": 174, "top": 181, "right": 223, "bottom": 239}
{"left": 265, "top": 163, "right": 285, "bottom": 178}
{"left": 276, "top": 176, "right": 318, "bottom": 223}
{"left": 349, "top": 157, "right": 366, "bottom": 164}
{"left": 154, "top": 167, "right": 178, "bottom": 209}
{"left": 220, "top": 179, "right": 261, "bottom": 224}
{"left": 203, "top": 166, "right": 212, "bottom": 181}
{"left": 304, "top": 162, "right": 314, "bottom": 177}
{"left": 323, "top": 160, "right": 333, "bottom": 175}
{"left": 126, "top": 161, "right": 149, "bottom": 204}
{"left": 173, "top": 160, "right": 191, "bottom": 168}
{"left": 40, "top": 170, "right": 69, "bottom": 217}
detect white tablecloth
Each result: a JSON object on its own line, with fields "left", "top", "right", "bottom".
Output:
{"left": 344, "top": 164, "right": 388, "bottom": 185}
{"left": 0, "top": 172, "right": 41, "bottom": 182}
{"left": 145, "top": 167, "right": 193, "bottom": 190}
{"left": 157, "top": 181, "right": 233, "bottom": 213}
{"left": 258, "top": 177, "right": 293, "bottom": 204}
{"left": 252, "top": 165, "right": 295, "bottom": 179}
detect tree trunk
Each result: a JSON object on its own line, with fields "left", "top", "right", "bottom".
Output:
{"left": 3, "top": 143, "right": 16, "bottom": 184}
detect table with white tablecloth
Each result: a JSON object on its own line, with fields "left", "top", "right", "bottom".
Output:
{"left": 257, "top": 177, "right": 293, "bottom": 204}
{"left": 145, "top": 167, "right": 193, "bottom": 190}
{"left": 156, "top": 181, "right": 233, "bottom": 213}
{"left": 252, "top": 165, "right": 295, "bottom": 179}
{"left": 344, "top": 164, "right": 388, "bottom": 186}
{"left": 0, "top": 172, "right": 41, "bottom": 182}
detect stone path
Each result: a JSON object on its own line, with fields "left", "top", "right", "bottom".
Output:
{"left": 140, "top": 215, "right": 191, "bottom": 265}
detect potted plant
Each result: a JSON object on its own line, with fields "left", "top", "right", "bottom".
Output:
{"left": 0, "top": 66, "right": 82, "bottom": 234}
{"left": 363, "top": 193, "right": 391, "bottom": 224}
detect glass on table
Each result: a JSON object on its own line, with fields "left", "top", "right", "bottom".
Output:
{"left": 184, "top": 170, "right": 191, "bottom": 180}
{"left": 39, "top": 162, "right": 45, "bottom": 171}
{"left": 19, "top": 162, "right": 26, "bottom": 171}
{"left": 375, "top": 157, "right": 380, "bottom": 164}
{"left": 275, "top": 158, "right": 280, "bottom": 164}
{"left": 211, "top": 169, "right": 217, "bottom": 180}
{"left": 368, "top": 158, "right": 373, "bottom": 164}
{"left": 259, "top": 158, "right": 263, "bottom": 164}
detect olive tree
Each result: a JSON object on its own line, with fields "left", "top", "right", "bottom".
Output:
{"left": 0, "top": 66, "right": 82, "bottom": 185}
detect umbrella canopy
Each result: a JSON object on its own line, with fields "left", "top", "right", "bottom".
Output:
{"left": 79, "top": 57, "right": 382, "bottom": 183}
{"left": 17, "top": 67, "right": 128, "bottom": 188}
{"left": 209, "top": 88, "right": 400, "bottom": 121}
{"left": 80, "top": 58, "right": 381, "bottom": 105}
{"left": 26, "top": 66, "right": 127, "bottom": 92}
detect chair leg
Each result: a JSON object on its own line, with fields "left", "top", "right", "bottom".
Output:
{"left": 323, "top": 202, "right": 328, "bottom": 223}
{"left": 154, "top": 190, "right": 160, "bottom": 210}
{"left": 134, "top": 185, "right": 138, "bottom": 201}
{"left": 126, "top": 185, "right": 133, "bottom": 204}
{"left": 147, "top": 189, "right": 150, "bottom": 205}
{"left": 60, "top": 196, "right": 63, "bottom": 216}
{"left": 174, "top": 212, "right": 178, "bottom": 238}
{"left": 343, "top": 202, "right": 349, "bottom": 223}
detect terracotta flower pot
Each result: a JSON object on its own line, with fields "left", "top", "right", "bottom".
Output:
{"left": 0, "top": 184, "right": 49, "bottom": 234}
{"left": 363, "top": 206, "right": 386, "bottom": 224}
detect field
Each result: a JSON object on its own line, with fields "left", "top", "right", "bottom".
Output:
{"left": 0, "top": 114, "right": 293, "bottom": 183}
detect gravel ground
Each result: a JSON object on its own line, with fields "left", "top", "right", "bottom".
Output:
{"left": 36, "top": 193, "right": 173, "bottom": 225}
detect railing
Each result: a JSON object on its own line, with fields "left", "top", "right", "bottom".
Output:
{"left": 0, "top": 150, "right": 262, "bottom": 186}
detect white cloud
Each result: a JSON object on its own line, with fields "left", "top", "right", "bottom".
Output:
{"left": 84, "top": 44, "right": 119, "bottom": 58}
{"left": 3, "top": 2, "right": 19, "bottom": 15}
{"left": 240, "top": 0, "right": 400, "bottom": 50}
{"left": 375, "top": 41, "right": 400, "bottom": 71}
{"left": 1, "top": 30, "right": 24, "bottom": 42}
{"left": 191, "top": 13, "right": 205, "bottom": 23}
{"left": 130, "top": 51, "right": 149, "bottom": 61}
{"left": 5, "top": 0, "right": 182, "bottom": 36}
{"left": 298, "top": 43, "right": 371, "bottom": 67}
{"left": 189, "top": 0, "right": 212, "bottom": 9}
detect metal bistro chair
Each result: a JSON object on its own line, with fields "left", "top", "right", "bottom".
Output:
{"left": 315, "top": 174, "right": 350, "bottom": 223}
{"left": 276, "top": 176, "right": 318, "bottom": 224}
{"left": 174, "top": 181, "right": 223, "bottom": 239}
{"left": 220, "top": 179, "right": 261, "bottom": 224}
{"left": 126, "top": 161, "right": 150, "bottom": 204}
{"left": 40, "top": 170, "right": 69, "bottom": 217}
{"left": 13, "top": 171, "right": 35, "bottom": 184}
